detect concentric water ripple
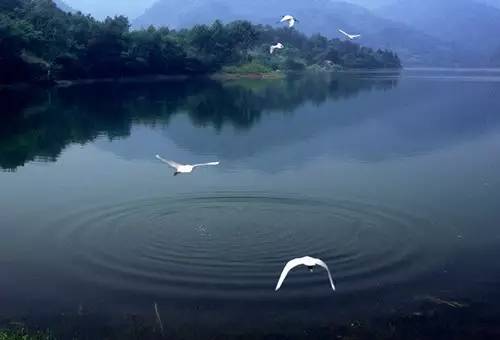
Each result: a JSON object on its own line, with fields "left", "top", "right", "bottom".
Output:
{"left": 42, "top": 193, "right": 438, "bottom": 300}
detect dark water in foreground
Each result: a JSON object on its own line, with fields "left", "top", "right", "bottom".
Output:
{"left": 1, "top": 70, "right": 500, "bottom": 338}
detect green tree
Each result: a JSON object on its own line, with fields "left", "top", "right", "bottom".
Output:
{"left": 84, "top": 15, "right": 130, "bottom": 77}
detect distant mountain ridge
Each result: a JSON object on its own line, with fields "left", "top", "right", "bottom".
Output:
{"left": 376, "top": 0, "right": 500, "bottom": 64}
{"left": 472, "top": 0, "right": 500, "bottom": 9}
{"left": 344, "top": 0, "right": 500, "bottom": 10}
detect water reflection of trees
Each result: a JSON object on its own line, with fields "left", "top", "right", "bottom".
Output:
{"left": 0, "top": 73, "right": 399, "bottom": 170}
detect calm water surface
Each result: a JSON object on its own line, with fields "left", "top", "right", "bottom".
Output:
{"left": 1, "top": 70, "right": 500, "bottom": 337}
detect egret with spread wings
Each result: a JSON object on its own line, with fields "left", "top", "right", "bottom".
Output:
{"left": 156, "top": 154, "right": 220, "bottom": 175}
{"left": 270, "top": 42, "right": 284, "bottom": 54}
{"left": 278, "top": 15, "right": 299, "bottom": 28}
{"left": 338, "top": 29, "right": 361, "bottom": 40}
{"left": 275, "top": 256, "right": 336, "bottom": 291}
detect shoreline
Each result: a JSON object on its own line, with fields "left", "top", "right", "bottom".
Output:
{"left": 0, "top": 69, "right": 405, "bottom": 89}
{"left": 0, "top": 73, "right": 282, "bottom": 89}
{"left": 211, "top": 71, "right": 285, "bottom": 80}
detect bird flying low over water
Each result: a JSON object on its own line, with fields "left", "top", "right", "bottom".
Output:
{"left": 278, "top": 15, "right": 298, "bottom": 28}
{"left": 270, "top": 42, "right": 284, "bottom": 54}
{"left": 275, "top": 256, "right": 336, "bottom": 292}
{"left": 338, "top": 29, "right": 361, "bottom": 40}
{"left": 155, "top": 154, "right": 220, "bottom": 175}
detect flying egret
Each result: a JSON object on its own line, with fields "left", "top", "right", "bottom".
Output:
{"left": 275, "top": 256, "right": 336, "bottom": 291}
{"left": 278, "top": 15, "right": 298, "bottom": 28}
{"left": 155, "top": 154, "right": 220, "bottom": 176}
{"left": 338, "top": 29, "right": 361, "bottom": 40}
{"left": 270, "top": 42, "right": 284, "bottom": 54}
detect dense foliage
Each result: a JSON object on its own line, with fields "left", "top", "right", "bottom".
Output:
{"left": 0, "top": 0, "right": 401, "bottom": 84}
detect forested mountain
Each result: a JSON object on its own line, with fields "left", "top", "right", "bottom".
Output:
{"left": 0, "top": 0, "right": 400, "bottom": 84}
{"left": 32, "top": 0, "right": 500, "bottom": 66}
{"left": 133, "top": 0, "right": 473, "bottom": 66}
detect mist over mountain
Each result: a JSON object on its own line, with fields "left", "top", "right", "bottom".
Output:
{"left": 341, "top": 0, "right": 394, "bottom": 9}
{"left": 346, "top": 0, "right": 500, "bottom": 10}
{"left": 482, "top": 0, "right": 500, "bottom": 8}
{"left": 376, "top": 0, "right": 500, "bottom": 64}
{"left": 134, "top": 0, "right": 476, "bottom": 66}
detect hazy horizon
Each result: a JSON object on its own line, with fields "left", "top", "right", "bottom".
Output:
{"left": 64, "top": 0, "right": 500, "bottom": 20}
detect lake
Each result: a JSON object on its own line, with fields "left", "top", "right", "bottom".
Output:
{"left": 1, "top": 70, "right": 500, "bottom": 338}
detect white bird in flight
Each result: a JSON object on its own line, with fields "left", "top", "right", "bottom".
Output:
{"left": 270, "top": 42, "right": 284, "bottom": 54}
{"left": 338, "top": 29, "right": 361, "bottom": 40}
{"left": 278, "top": 15, "right": 298, "bottom": 28}
{"left": 155, "top": 154, "right": 220, "bottom": 176}
{"left": 275, "top": 256, "right": 336, "bottom": 292}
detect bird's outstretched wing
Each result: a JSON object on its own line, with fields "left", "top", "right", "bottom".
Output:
{"left": 192, "top": 161, "right": 220, "bottom": 168}
{"left": 155, "top": 155, "right": 182, "bottom": 169}
{"left": 270, "top": 44, "right": 283, "bottom": 54}
{"left": 313, "top": 258, "right": 336, "bottom": 291}
{"left": 352, "top": 34, "right": 361, "bottom": 39}
{"left": 338, "top": 29, "right": 349, "bottom": 37}
{"left": 275, "top": 258, "right": 304, "bottom": 291}
{"left": 280, "top": 15, "right": 291, "bottom": 22}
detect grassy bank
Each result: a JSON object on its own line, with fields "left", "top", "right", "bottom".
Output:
{"left": 214, "top": 62, "right": 284, "bottom": 79}
{"left": 1, "top": 297, "right": 499, "bottom": 340}
{"left": 0, "top": 328, "right": 53, "bottom": 340}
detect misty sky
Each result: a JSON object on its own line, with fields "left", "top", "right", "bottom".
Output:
{"left": 65, "top": 0, "right": 500, "bottom": 20}
{"left": 64, "top": 0, "right": 157, "bottom": 19}
{"left": 64, "top": 0, "right": 391, "bottom": 19}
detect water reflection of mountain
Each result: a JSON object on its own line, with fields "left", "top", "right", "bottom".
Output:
{"left": 0, "top": 73, "right": 398, "bottom": 170}
{"left": 3, "top": 71, "right": 500, "bottom": 171}
{"left": 100, "top": 76, "right": 500, "bottom": 172}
